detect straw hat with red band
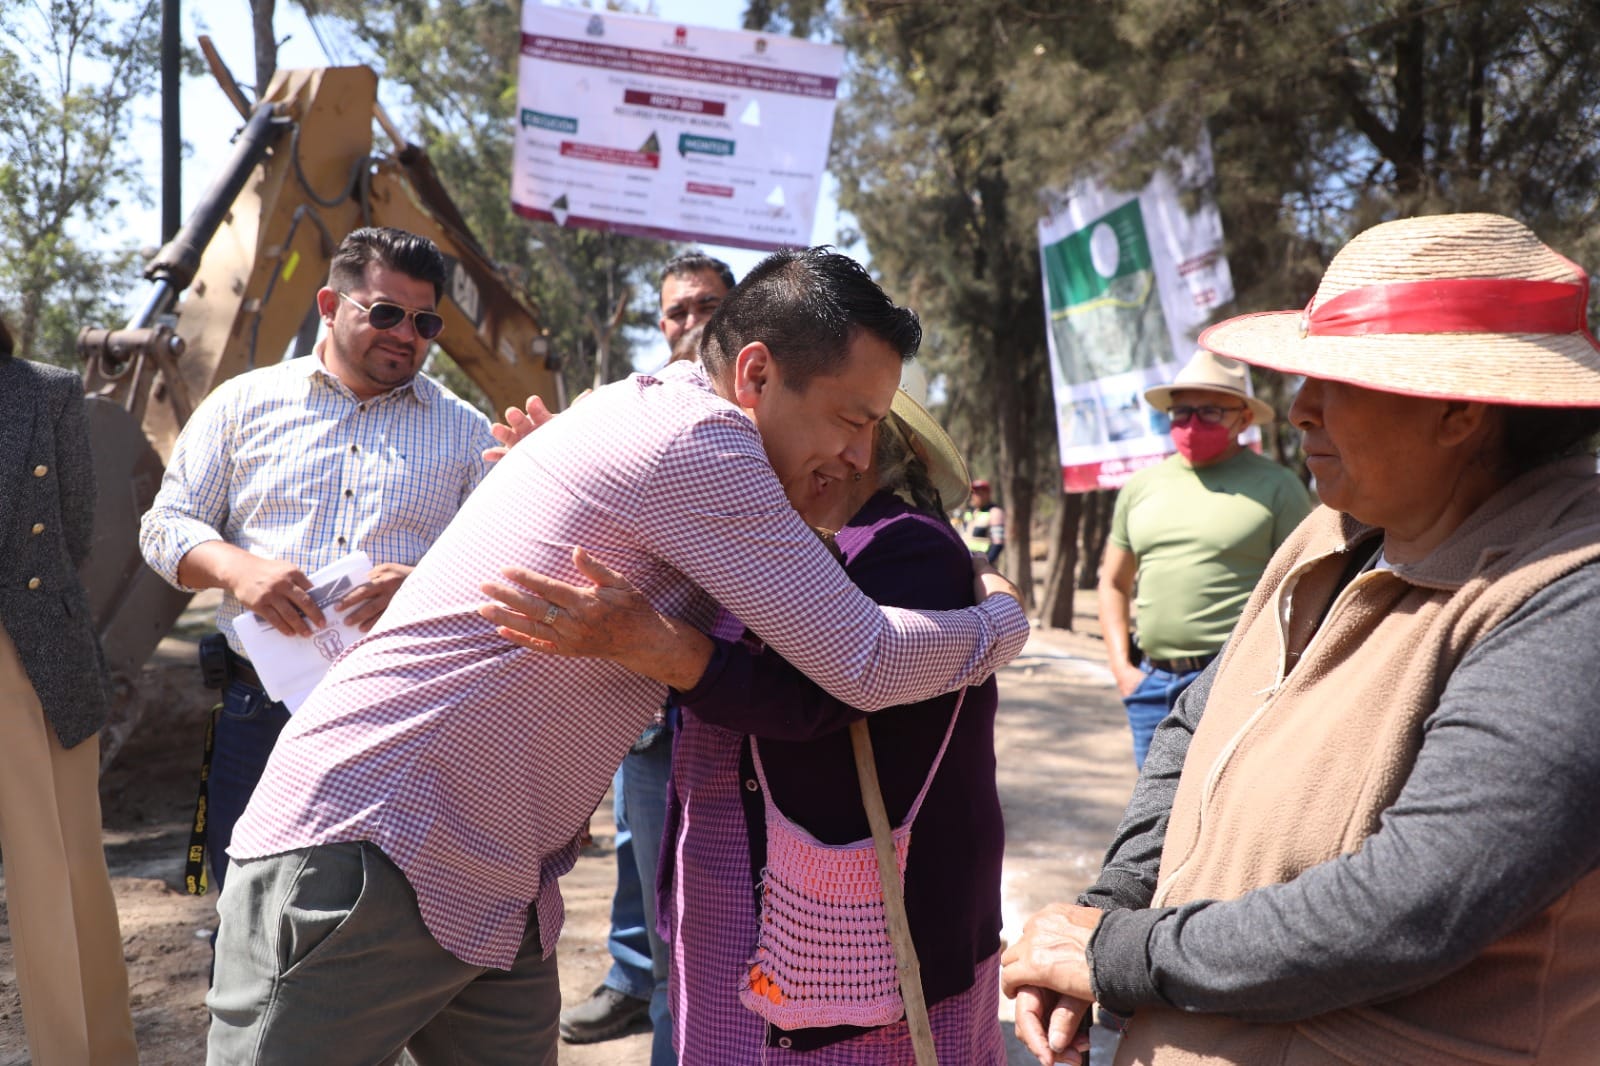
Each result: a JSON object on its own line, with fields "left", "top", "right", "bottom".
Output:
{"left": 1200, "top": 213, "right": 1600, "bottom": 407}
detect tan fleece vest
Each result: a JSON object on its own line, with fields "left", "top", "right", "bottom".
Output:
{"left": 1117, "top": 459, "right": 1600, "bottom": 1066}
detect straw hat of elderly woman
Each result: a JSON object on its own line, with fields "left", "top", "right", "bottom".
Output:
{"left": 1200, "top": 212, "right": 1600, "bottom": 554}
{"left": 884, "top": 358, "right": 970, "bottom": 512}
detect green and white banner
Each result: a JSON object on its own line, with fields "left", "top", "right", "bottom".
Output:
{"left": 1038, "top": 134, "right": 1235, "bottom": 491}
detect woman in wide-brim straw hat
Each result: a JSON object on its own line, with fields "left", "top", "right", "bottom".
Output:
{"left": 1002, "top": 212, "right": 1600, "bottom": 1066}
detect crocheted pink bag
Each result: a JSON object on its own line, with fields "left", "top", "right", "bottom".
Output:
{"left": 739, "top": 690, "right": 966, "bottom": 1030}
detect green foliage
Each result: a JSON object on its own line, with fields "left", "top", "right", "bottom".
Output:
{"left": 1001, "top": 0, "right": 1600, "bottom": 314}
{"left": 743, "top": 0, "right": 829, "bottom": 36}
{"left": 297, "top": 0, "right": 676, "bottom": 397}
{"left": 751, "top": 0, "right": 1600, "bottom": 592}
{"left": 755, "top": 0, "right": 1600, "bottom": 382}
{"left": 0, "top": 0, "right": 160, "bottom": 364}
{"left": 831, "top": 9, "right": 1057, "bottom": 471}
{"left": 997, "top": 0, "right": 1600, "bottom": 467}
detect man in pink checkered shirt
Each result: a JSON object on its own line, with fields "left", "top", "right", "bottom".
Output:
{"left": 207, "top": 248, "right": 1029, "bottom": 1065}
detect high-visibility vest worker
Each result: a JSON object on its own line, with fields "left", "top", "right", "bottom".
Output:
{"left": 960, "top": 479, "right": 1004, "bottom": 563}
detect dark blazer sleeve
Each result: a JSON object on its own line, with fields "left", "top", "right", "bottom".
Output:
{"left": 0, "top": 360, "right": 111, "bottom": 748}
{"left": 54, "top": 375, "right": 96, "bottom": 568}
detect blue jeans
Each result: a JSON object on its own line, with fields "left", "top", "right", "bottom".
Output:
{"left": 207, "top": 677, "right": 291, "bottom": 893}
{"left": 1122, "top": 664, "right": 1203, "bottom": 770}
{"left": 601, "top": 734, "right": 676, "bottom": 1063}
{"left": 602, "top": 763, "right": 655, "bottom": 1004}
{"left": 622, "top": 736, "right": 675, "bottom": 1066}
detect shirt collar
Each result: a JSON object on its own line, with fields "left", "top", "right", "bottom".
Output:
{"left": 649, "top": 358, "right": 704, "bottom": 386}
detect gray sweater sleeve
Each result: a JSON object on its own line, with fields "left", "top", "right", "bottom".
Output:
{"left": 1078, "top": 653, "right": 1219, "bottom": 913}
{"left": 1084, "top": 561, "right": 1600, "bottom": 1022}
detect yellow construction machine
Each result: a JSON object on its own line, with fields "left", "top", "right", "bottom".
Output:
{"left": 77, "top": 57, "right": 560, "bottom": 751}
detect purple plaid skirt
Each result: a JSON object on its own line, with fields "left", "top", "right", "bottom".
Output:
{"left": 663, "top": 712, "right": 1006, "bottom": 1064}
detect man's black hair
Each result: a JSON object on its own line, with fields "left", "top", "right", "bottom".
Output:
{"left": 701, "top": 247, "right": 920, "bottom": 390}
{"left": 329, "top": 227, "right": 449, "bottom": 302}
{"left": 0, "top": 314, "right": 12, "bottom": 360}
{"left": 661, "top": 251, "right": 736, "bottom": 293}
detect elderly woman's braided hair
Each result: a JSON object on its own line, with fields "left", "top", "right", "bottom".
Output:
{"left": 1496, "top": 405, "right": 1600, "bottom": 477}
{"left": 807, "top": 414, "right": 947, "bottom": 561}
{"left": 875, "top": 412, "right": 946, "bottom": 518}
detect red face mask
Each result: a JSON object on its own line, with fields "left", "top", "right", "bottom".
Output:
{"left": 1170, "top": 420, "right": 1234, "bottom": 464}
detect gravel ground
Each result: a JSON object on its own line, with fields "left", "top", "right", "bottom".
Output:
{"left": 0, "top": 591, "right": 1137, "bottom": 1065}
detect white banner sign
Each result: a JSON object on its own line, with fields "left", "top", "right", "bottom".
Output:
{"left": 512, "top": 5, "right": 844, "bottom": 250}
{"left": 1038, "top": 132, "right": 1238, "bottom": 492}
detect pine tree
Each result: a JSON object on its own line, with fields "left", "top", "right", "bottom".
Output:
{"left": 0, "top": 0, "right": 160, "bottom": 363}
{"left": 752, "top": 0, "right": 1600, "bottom": 623}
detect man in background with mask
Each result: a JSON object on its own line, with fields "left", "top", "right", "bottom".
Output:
{"left": 1097, "top": 350, "right": 1311, "bottom": 769}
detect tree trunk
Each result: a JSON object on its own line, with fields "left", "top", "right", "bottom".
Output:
{"left": 252, "top": 0, "right": 277, "bottom": 99}
{"left": 1037, "top": 489, "right": 1082, "bottom": 630}
{"left": 1005, "top": 474, "right": 1034, "bottom": 613}
{"left": 993, "top": 338, "right": 1034, "bottom": 611}
{"left": 1076, "top": 489, "right": 1115, "bottom": 590}
{"left": 1464, "top": 5, "right": 1487, "bottom": 177}
{"left": 591, "top": 334, "right": 610, "bottom": 392}
{"left": 1390, "top": 0, "right": 1430, "bottom": 199}
{"left": 18, "top": 285, "right": 42, "bottom": 360}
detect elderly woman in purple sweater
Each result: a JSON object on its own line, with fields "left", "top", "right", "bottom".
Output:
{"left": 482, "top": 365, "right": 1013, "bottom": 1064}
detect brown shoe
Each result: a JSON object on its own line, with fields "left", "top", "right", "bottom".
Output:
{"left": 559, "top": 984, "right": 650, "bottom": 1043}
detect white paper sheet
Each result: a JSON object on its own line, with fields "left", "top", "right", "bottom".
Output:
{"left": 233, "top": 551, "right": 373, "bottom": 713}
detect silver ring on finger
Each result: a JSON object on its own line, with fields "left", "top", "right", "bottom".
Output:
{"left": 542, "top": 604, "right": 561, "bottom": 627}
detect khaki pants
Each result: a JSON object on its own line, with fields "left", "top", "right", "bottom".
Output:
{"left": 208, "top": 841, "right": 560, "bottom": 1065}
{"left": 0, "top": 625, "right": 138, "bottom": 1065}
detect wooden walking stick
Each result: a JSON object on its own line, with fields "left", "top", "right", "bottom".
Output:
{"left": 849, "top": 719, "right": 938, "bottom": 1066}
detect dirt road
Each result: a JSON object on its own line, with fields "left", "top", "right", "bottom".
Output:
{"left": 0, "top": 595, "right": 1138, "bottom": 1064}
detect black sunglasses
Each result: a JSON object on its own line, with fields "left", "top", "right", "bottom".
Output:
{"left": 339, "top": 292, "right": 445, "bottom": 340}
{"left": 1168, "top": 403, "right": 1245, "bottom": 426}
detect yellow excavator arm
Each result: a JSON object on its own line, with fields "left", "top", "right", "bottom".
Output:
{"left": 78, "top": 65, "right": 559, "bottom": 743}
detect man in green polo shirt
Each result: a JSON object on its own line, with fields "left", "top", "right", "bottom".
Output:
{"left": 1098, "top": 350, "right": 1312, "bottom": 768}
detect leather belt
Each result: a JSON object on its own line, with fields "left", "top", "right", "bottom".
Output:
{"left": 225, "top": 649, "right": 266, "bottom": 691}
{"left": 1146, "top": 653, "right": 1217, "bottom": 674}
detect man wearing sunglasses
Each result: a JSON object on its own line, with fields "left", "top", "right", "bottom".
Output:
{"left": 1097, "top": 349, "right": 1311, "bottom": 769}
{"left": 139, "top": 226, "right": 496, "bottom": 900}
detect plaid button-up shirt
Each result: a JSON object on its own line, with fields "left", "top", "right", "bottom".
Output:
{"left": 230, "top": 361, "right": 1029, "bottom": 970}
{"left": 140, "top": 351, "right": 495, "bottom": 654}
